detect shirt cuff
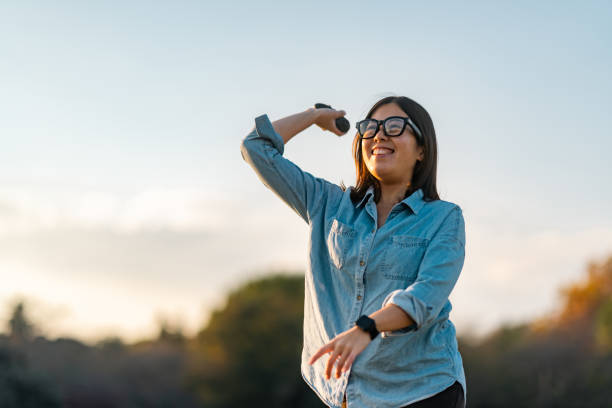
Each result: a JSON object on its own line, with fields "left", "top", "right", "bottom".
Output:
{"left": 380, "top": 289, "right": 425, "bottom": 338}
{"left": 254, "top": 114, "right": 285, "bottom": 156}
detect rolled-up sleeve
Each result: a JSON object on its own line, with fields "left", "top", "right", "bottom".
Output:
{"left": 240, "top": 113, "right": 340, "bottom": 224}
{"left": 381, "top": 205, "right": 466, "bottom": 336}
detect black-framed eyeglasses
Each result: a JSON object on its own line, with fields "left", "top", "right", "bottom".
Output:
{"left": 356, "top": 116, "right": 423, "bottom": 142}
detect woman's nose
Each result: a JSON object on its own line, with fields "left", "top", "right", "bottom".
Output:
{"left": 373, "top": 127, "right": 388, "bottom": 141}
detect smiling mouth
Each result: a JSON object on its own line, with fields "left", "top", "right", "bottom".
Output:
{"left": 372, "top": 147, "right": 394, "bottom": 156}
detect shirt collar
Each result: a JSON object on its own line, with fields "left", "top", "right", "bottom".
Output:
{"left": 356, "top": 185, "right": 375, "bottom": 208}
{"left": 356, "top": 185, "right": 425, "bottom": 215}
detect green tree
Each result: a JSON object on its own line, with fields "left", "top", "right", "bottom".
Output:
{"left": 187, "top": 272, "right": 324, "bottom": 408}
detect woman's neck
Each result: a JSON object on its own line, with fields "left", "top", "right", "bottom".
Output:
{"left": 377, "top": 182, "right": 409, "bottom": 208}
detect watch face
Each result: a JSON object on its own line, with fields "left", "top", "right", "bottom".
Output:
{"left": 356, "top": 315, "right": 373, "bottom": 330}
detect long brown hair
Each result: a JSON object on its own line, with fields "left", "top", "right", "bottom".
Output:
{"left": 341, "top": 95, "right": 440, "bottom": 204}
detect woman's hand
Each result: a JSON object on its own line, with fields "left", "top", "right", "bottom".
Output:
{"left": 312, "top": 107, "right": 347, "bottom": 136}
{"left": 308, "top": 325, "right": 372, "bottom": 379}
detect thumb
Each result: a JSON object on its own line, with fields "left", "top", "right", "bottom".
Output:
{"left": 336, "top": 110, "right": 346, "bottom": 117}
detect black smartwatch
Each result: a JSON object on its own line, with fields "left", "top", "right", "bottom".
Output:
{"left": 355, "top": 315, "right": 379, "bottom": 340}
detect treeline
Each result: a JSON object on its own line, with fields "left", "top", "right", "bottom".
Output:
{"left": 0, "top": 277, "right": 322, "bottom": 408}
{"left": 461, "top": 255, "right": 612, "bottom": 407}
{"left": 1, "top": 255, "right": 611, "bottom": 407}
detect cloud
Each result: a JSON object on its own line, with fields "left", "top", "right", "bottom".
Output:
{"left": 0, "top": 187, "right": 241, "bottom": 233}
{"left": 0, "top": 187, "right": 308, "bottom": 343}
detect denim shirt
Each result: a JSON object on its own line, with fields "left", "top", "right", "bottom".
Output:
{"left": 240, "top": 114, "right": 467, "bottom": 408}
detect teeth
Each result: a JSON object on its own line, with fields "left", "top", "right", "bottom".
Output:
{"left": 373, "top": 148, "right": 393, "bottom": 155}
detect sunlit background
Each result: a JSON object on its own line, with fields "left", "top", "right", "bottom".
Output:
{"left": 1, "top": 0, "right": 611, "bottom": 346}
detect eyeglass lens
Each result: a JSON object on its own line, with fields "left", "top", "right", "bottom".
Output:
{"left": 359, "top": 118, "right": 406, "bottom": 138}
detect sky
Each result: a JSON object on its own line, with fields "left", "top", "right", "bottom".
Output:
{"left": 1, "top": 1, "right": 611, "bottom": 344}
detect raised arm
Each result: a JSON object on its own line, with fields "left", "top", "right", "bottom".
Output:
{"left": 240, "top": 106, "right": 348, "bottom": 224}
{"left": 272, "top": 107, "right": 347, "bottom": 144}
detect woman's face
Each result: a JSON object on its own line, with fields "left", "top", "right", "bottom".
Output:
{"left": 360, "top": 103, "right": 424, "bottom": 186}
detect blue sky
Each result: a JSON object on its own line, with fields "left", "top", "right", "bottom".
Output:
{"left": 1, "top": 1, "right": 611, "bottom": 343}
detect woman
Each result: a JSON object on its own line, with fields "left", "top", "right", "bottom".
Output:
{"left": 240, "top": 95, "right": 466, "bottom": 408}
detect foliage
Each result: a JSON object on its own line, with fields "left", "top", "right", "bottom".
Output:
{"left": 0, "top": 303, "right": 199, "bottom": 407}
{"left": 460, "top": 254, "right": 612, "bottom": 407}
{"left": 595, "top": 296, "right": 612, "bottom": 353}
{"left": 0, "top": 344, "right": 61, "bottom": 407}
{"left": 1, "top": 255, "right": 611, "bottom": 407}
{"left": 7, "top": 301, "right": 36, "bottom": 343}
{"left": 186, "top": 272, "right": 323, "bottom": 408}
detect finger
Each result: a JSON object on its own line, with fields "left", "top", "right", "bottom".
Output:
{"left": 308, "top": 343, "right": 333, "bottom": 365}
{"left": 334, "top": 111, "right": 347, "bottom": 136}
{"left": 325, "top": 349, "right": 342, "bottom": 379}
{"left": 308, "top": 348, "right": 326, "bottom": 365}
{"left": 335, "top": 351, "right": 350, "bottom": 378}
{"left": 336, "top": 123, "right": 346, "bottom": 136}
{"left": 332, "top": 121, "right": 344, "bottom": 136}
{"left": 342, "top": 354, "right": 355, "bottom": 373}
{"left": 332, "top": 123, "right": 341, "bottom": 136}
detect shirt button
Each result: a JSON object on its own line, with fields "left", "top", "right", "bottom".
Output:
{"left": 359, "top": 260, "right": 365, "bottom": 266}
{"left": 357, "top": 295, "right": 362, "bottom": 300}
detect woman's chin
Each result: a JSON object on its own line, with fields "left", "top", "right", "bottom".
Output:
{"left": 369, "top": 163, "right": 394, "bottom": 175}
{"left": 370, "top": 170, "right": 397, "bottom": 183}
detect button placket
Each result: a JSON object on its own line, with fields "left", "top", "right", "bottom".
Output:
{"left": 353, "top": 222, "right": 376, "bottom": 320}
{"left": 354, "top": 248, "right": 365, "bottom": 315}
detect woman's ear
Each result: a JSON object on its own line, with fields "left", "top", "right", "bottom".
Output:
{"left": 417, "top": 147, "right": 425, "bottom": 162}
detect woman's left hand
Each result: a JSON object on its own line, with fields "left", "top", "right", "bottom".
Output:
{"left": 308, "top": 326, "right": 372, "bottom": 380}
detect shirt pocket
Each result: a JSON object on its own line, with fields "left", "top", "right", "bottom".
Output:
{"left": 380, "top": 235, "right": 428, "bottom": 283}
{"left": 326, "top": 218, "right": 357, "bottom": 270}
